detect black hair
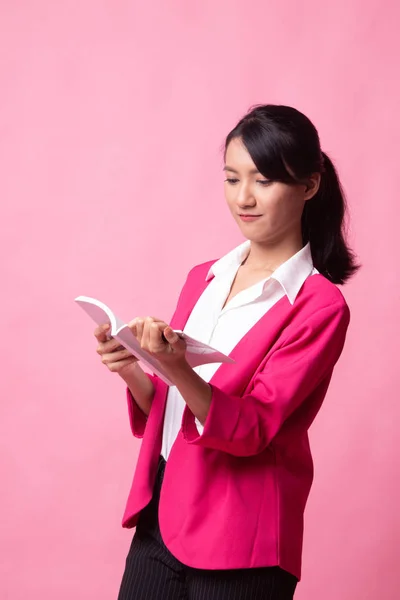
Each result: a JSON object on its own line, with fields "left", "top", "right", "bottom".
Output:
{"left": 224, "top": 104, "right": 359, "bottom": 284}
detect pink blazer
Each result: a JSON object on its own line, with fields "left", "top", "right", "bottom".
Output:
{"left": 121, "top": 261, "right": 350, "bottom": 580}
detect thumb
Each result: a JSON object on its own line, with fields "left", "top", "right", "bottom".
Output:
{"left": 163, "top": 326, "right": 180, "bottom": 345}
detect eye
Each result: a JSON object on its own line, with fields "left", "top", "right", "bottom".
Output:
{"left": 256, "top": 179, "right": 272, "bottom": 186}
{"left": 224, "top": 178, "right": 239, "bottom": 185}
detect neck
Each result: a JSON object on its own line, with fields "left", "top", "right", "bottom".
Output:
{"left": 243, "top": 233, "right": 304, "bottom": 272}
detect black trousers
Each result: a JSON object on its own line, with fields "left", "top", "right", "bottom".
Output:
{"left": 118, "top": 457, "right": 298, "bottom": 600}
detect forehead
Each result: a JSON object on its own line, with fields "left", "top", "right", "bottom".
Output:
{"left": 225, "top": 137, "right": 259, "bottom": 173}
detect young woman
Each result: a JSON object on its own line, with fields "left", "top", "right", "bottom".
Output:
{"left": 94, "top": 104, "right": 358, "bottom": 599}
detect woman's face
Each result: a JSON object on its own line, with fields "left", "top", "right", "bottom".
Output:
{"left": 224, "top": 137, "right": 319, "bottom": 245}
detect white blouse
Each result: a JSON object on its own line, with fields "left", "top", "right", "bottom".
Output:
{"left": 161, "top": 242, "right": 317, "bottom": 460}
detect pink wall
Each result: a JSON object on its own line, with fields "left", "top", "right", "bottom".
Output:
{"left": 1, "top": 1, "right": 399, "bottom": 598}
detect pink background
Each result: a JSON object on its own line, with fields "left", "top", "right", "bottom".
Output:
{"left": 1, "top": 1, "right": 398, "bottom": 598}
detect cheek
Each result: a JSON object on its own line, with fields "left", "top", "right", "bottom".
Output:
{"left": 257, "top": 191, "right": 283, "bottom": 220}
{"left": 264, "top": 189, "right": 303, "bottom": 221}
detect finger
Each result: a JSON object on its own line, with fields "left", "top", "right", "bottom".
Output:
{"left": 94, "top": 323, "right": 111, "bottom": 343}
{"left": 141, "top": 317, "right": 156, "bottom": 350}
{"left": 148, "top": 321, "right": 166, "bottom": 353}
{"left": 128, "top": 317, "right": 143, "bottom": 337}
{"left": 96, "top": 338, "right": 125, "bottom": 355}
{"left": 101, "top": 349, "right": 137, "bottom": 364}
{"left": 163, "top": 326, "right": 180, "bottom": 345}
{"left": 129, "top": 316, "right": 166, "bottom": 328}
{"left": 128, "top": 316, "right": 164, "bottom": 330}
{"left": 147, "top": 319, "right": 169, "bottom": 343}
{"left": 134, "top": 318, "right": 145, "bottom": 344}
{"left": 108, "top": 357, "right": 138, "bottom": 372}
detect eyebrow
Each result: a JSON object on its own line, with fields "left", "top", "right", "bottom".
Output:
{"left": 223, "top": 166, "right": 260, "bottom": 175}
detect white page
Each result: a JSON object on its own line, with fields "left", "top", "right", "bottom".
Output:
{"left": 75, "top": 296, "right": 235, "bottom": 385}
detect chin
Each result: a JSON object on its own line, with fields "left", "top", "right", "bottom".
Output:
{"left": 238, "top": 227, "right": 272, "bottom": 244}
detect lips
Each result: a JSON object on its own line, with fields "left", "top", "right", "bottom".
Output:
{"left": 238, "top": 214, "right": 262, "bottom": 222}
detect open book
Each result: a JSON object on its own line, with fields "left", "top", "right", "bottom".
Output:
{"left": 75, "top": 296, "right": 235, "bottom": 386}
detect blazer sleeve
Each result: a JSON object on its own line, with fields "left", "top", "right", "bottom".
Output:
{"left": 126, "top": 374, "right": 159, "bottom": 438}
{"left": 181, "top": 300, "right": 350, "bottom": 456}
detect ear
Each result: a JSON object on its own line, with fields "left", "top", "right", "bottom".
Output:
{"left": 304, "top": 173, "right": 321, "bottom": 201}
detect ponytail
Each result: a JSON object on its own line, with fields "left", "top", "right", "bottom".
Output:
{"left": 301, "top": 152, "right": 359, "bottom": 284}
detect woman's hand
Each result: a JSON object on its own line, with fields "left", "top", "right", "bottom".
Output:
{"left": 94, "top": 317, "right": 187, "bottom": 375}
{"left": 94, "top": 322, "right": 155, "bottom": 416}
{"left": 131, "top": 317, "right": 212, "bottom": 424}
{"left": 94, "top": 324, "right": 139, "bottom": 376}
{"left": 131, "top": 317, "right": 188, "bottom": 371}
{"left": 94, "top": 316, "right": 210, "bottom": 424}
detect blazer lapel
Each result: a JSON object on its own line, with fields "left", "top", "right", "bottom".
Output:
{"left": 153, "top": 263, "right": 215, "bottom": 413}
{"left": 166, "top": 261, "right": 297, "bottom": 399}
{"left": 151, "top": 261, "right": 304, "bottom": 464}
{"left": 208, "top": 295, "right": 293, "bottom": 396}
{"left": 170, "top": 263, "right": 215, "bottom": 330}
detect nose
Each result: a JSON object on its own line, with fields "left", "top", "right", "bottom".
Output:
{"left": 235, "top": 182, "right": 257, "bottom": 209}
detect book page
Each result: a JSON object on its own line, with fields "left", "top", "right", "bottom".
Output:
{"left": 75, "top": 296, "right": 235, "bottom": 385}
